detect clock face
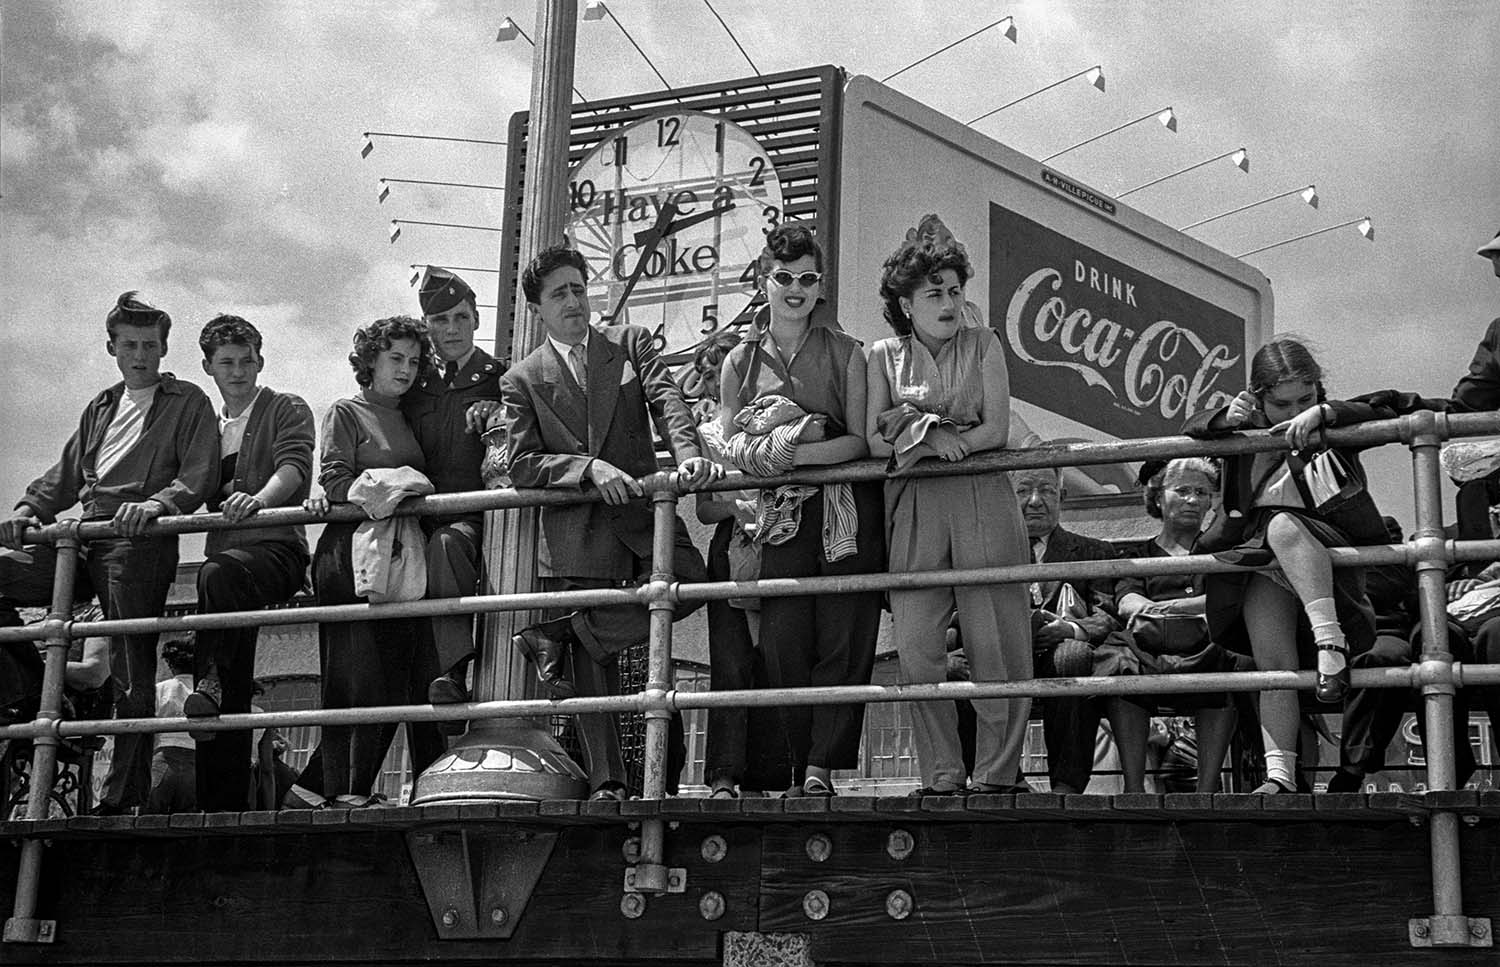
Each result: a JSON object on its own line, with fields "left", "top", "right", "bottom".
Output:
{"left": 565, "top": 110, "right": 784, "bottom": 362}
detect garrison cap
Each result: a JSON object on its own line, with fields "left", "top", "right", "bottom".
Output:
{"left": 418, "top": 266, "right": 476, "bottom": 315}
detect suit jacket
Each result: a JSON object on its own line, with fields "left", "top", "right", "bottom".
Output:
{"left": 1037, "top": 526, "right": 1120, "bottom": 644}
{"left": 501, "top": 323, "right": 701, "bottom": 579}
{"left": 1452, "top": 317, "right": 1500, "bottom": 413}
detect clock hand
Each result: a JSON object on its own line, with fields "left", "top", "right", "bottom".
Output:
{"left": 631, "top": 199, "right": 737, "bottom": 247}
{"left": 603, "top": 201, "right": 679, "bottom": 325}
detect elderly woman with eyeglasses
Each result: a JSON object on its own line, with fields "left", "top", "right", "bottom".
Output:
{"left": 715, "top": 224, "right": 884, "bottom": 799}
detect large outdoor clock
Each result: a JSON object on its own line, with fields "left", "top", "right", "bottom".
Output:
{"left": 565, "top": 109, "right": 784, "bottom": 361}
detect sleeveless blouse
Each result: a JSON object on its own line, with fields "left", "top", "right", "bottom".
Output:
{"left": 875, "top": 326, "right": 995, "bottom": 428}
{"left": 726, "top": 308, "right": 861, "bottom": 435}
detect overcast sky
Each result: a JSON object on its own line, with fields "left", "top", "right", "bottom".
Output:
{"left": 2, "top": 0, "right": 1497, "bottom": 535}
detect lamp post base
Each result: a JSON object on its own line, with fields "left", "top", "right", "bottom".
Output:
{"left": 410, "top": 718, "right": 587, "bottom": 804}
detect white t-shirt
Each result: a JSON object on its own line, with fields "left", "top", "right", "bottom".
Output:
{"left": 154, "top": 673, "right": 195, "bottom": 751}
{"left": 218, "top": 387, "right": 263, "bottom": 458}
{"left": 95, "top": 384, "right": 159, "bottom": 481}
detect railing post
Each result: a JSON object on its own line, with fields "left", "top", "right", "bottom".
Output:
{"left": 633, "top": 476, "right": 681, "bottom": 895}
{"left": 1403, "top": 411, "right": 1490, "bottom": 949}
{"left": 5, "top": 522, "right": 80, "bottom": 944}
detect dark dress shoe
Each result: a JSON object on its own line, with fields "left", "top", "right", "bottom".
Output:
{"left": 589, "top": 782, "right": 627, "bottom": 802}
{"left": 1315, "top": 644, "right": 1351, "bottom": 704}
{"left": 427, "top": 674, "right": 469, "bottom": 706}
{"left": 512, "top": 617, "right": 577, "bottom": 698}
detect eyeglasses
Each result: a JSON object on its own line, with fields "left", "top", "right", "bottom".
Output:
{"left": 769, "top": 270, "right": 823, "bottom": 289}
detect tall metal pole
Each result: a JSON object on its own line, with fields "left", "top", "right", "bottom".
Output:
{"left": 5, "top": 523, "right": 79, "bottom": 944}
{"left": 413, "top": 0, "right": 588, "bottom": 803}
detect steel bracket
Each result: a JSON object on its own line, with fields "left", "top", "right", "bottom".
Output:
{"left": 1409, "top": 915, "right": 1492, "bottom": 948}
{"left": 623, "top": 864, "right": 686, "bottom": 894}
{"left": 3, "top": 917, "right": 56, "bottom": 944}
{"left": 405, "top": 826, "right": 558, "bottom": 940}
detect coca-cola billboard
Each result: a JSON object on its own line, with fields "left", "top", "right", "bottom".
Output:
{"left": 990, "top": 202, "right": 1246, "bottom": 440}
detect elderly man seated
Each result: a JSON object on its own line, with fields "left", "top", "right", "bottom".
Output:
{"left": 1014, "top": 467, "right": 1134, "bottom": 794}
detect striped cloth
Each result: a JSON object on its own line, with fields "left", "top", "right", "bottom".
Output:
{"left": 725, "top": 395, "right": 860, "bottom": 563}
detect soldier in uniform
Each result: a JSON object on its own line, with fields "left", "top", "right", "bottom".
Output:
{"left": 405, "top": 267, "right": 505, "bottom": 717}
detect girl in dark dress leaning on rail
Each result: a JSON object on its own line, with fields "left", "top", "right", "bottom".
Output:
{"left": 1186, "top": 338, "right": 1395, "bottom": 794}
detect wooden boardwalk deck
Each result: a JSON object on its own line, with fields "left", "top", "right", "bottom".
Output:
{"left": 2, "top": 793, "right": 1497, "bottom": 965}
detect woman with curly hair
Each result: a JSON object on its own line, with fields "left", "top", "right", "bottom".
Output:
{"left": 865, "top": 236, "right": 1033, "bottom": 796}
{"left": 303, "top": 316, "right": 444, "bottom": 807}
{"left": 715, "top": 224, "right": 884, "bottom": 798}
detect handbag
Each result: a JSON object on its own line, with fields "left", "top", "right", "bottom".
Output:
{"left": 1127, "top": 612, "right": 1211, "bottom": 657}
{"left": 1286, "top": 426, "right": 1364, "bottom": 514}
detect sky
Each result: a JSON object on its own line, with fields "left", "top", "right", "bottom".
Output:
{"left": 2, "top": 0, "right": 1498, "bottom": 539}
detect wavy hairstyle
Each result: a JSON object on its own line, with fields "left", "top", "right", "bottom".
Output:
{"left": 756, "top": 222, "right": 824, "bottom": 276}
{"left": 348, "top": 315, "right": 433, "bottom": 388}
{"left": 877, "top": 239, "right": 973, "bottom": 336}
{"left": 199, "top": 314, "right": 263, "bottom": 360}
{"left": 1143, "top": 456, "right": 1221, "bottom": 519}
{"left": 521, "top": 245, "right": 590, "bottom": 305}
{"left": 105, "top": 290, "right": 172, "bottom": 341}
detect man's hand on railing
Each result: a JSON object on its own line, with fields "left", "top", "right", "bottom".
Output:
{"left": 220, "top": 492, "right": 266, "bottom": 523}
{"left": 0, "top": 512, "right": 40, "bottom": 550}
{"left": 677, "top": 456, "right": 724, "bottom": 491}
{"left": 588, "top": 459, "right": 644, "bottom": 505}
{"left": 111, "top": 499, "right": 165, "bottom": 538}
{"left": 465, "top": 400, "right": 501, "bottom": 434}
{"left": 302, "top": 494, "right": 332, "bottom": 516}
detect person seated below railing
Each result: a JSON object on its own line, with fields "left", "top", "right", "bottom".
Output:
{"left": 145, "top": 636, "right": 197, "bottom": 814}
{"left": 1012, "top": 466, "right": 1137, "bottom": 794}
{"left": 1109, "top": 458, "right": 1254, "bottom": 794}
{"left": 0, "top": 291, "right": 219, "bottom": 815}
{"left": 865, "top": 234, "right": 1034, "bottom": 798}
{"left": 1188, "top": 337, "right": 1399, "bottom": 794}
{"left": 1, "top": 603, "right": 112, "bottom": 817}
{"left": 504, "top": 245, "right": 718, "bottom": 802}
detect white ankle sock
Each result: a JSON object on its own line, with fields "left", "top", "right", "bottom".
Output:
{"left": 1304, "top": 596, "right": 1347, "bottom": 674}
{"left": 1264, "top": 749, "right": 1298, "bottom": 788}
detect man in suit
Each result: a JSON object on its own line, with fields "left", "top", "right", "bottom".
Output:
{"left": 1015, "top": 466, "right": 1123, "bottom": 794}
{"left": 406, "top": 267, "right": 505, "bottom": 714}
{"left": 501, "top": 245, "right": 720, "bottom": 801}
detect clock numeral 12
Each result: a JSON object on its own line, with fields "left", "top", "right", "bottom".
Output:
{"left": 656, "top": 117, "right": 682, "bottom": 148}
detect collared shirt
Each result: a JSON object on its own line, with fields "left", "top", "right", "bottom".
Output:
{"left": 727, "top": 305, "right": 861, "bottom": 432}
{"left": 547, "top": 331, "right": 591, "bottom": 388}
{"left": 219, "top": 386, "right": 265, "bottom": 458}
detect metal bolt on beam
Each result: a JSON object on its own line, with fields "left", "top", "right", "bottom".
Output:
{"left": 1410, "top": 916, "right": 1493, "bottom": 948}
{"left": 805, "top": 833, "right": 832, "bottom": 863}
{"left": 621, "top": 893, "right": 646, "bottom": 919}
{"left": 701, "top": 834, "right": 728, "bottom": 863}
{"left": 622, "top": 836, "right": 642, "bottom": 863}
{"left": 803, "top": 890, "right": 829, "bottom": 921}
{"left": 490, "top": 907, "right": 507, "bottom": 926}
{"left": 441, "top": 908, "right": 459, "bottom": 928}
{"left": 700, "top": 891, "right": 726, "bottom": 921}
{"left": 885, "top": 890, "right": 914, "bottom": 920}
{"left": 886, "top": 829, "right": 914, "bottom": 861}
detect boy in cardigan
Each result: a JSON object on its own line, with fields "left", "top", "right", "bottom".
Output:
{"left": 185, "top": 315, "right": 314, "bottom": 811}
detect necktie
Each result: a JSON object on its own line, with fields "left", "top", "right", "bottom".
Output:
{"left": 443, "top": 361, "right": 458, "bottom": 386}
{"left": 569, "top": 343, "right": 588, "bottom": 393}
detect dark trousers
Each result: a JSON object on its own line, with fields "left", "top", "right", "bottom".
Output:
{"left": 1455, "top": 476, "right": 1500, "bottom": 577}
{"left": 1339, "top": 633, "right": 1412, "bottom": 774}
{"left": 1034, "top": 645, "right": 1103, "bottom": 791}
{"left": 194, "top": 542, "right": 306, "bottom": 811}
{"left": 544, "top": 521, "right": 704, "bottom": 792}
{"left": 0, "top": 535, "right": 178, "bottom": 810}
{"left": 313, "top": 523, "right": 444, "bottom": 798}
{"left": 422, "top": 516, "right": 482, "bottom": 675}
{"left": 703, "top": 519, "right": 793, "bottom": 791}
{"left": 758, "top": 482, "right": 885, "bottom": 772}
{"left": 147, "top": 746, "right": 196, "bottom": 814}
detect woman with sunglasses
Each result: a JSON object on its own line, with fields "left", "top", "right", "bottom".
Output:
{"left": 865, "top": 236, "right": 1033, "bottom": 796}
{"left": 716, "top": 224, "right": 884, "bottom": 798}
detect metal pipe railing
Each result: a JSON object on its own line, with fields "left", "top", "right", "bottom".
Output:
{"left": 4, "top": 410, "right": 1498, "bottom": 943}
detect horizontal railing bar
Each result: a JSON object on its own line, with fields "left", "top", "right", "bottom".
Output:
{"left": 19, "top": 412, "right": 1500, "bottom": 546}
{"left": 3, "top": 663, "right": 1498, "bottom": 741}
{"left": 9, "top": 539, "right": 1496, "bottom": 645}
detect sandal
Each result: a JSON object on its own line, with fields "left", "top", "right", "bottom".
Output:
{"left": 1315, "top": 644, "right": 1351, "bottom": 705}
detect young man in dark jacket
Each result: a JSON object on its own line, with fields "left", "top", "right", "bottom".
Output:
{"left": 0, "top": 291, "right": 219, "bottom": 813}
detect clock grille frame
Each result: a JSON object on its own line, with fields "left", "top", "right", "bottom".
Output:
{"left": 493, "top": 64, "right": 846, "bottom": 360}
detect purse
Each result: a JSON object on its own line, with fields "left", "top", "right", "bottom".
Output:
{"left": 1286, "top": 425, "right": 1364, "bottom": 513}
{"left": 1127, "top": 612, "right": 1211, "bottom": 657}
